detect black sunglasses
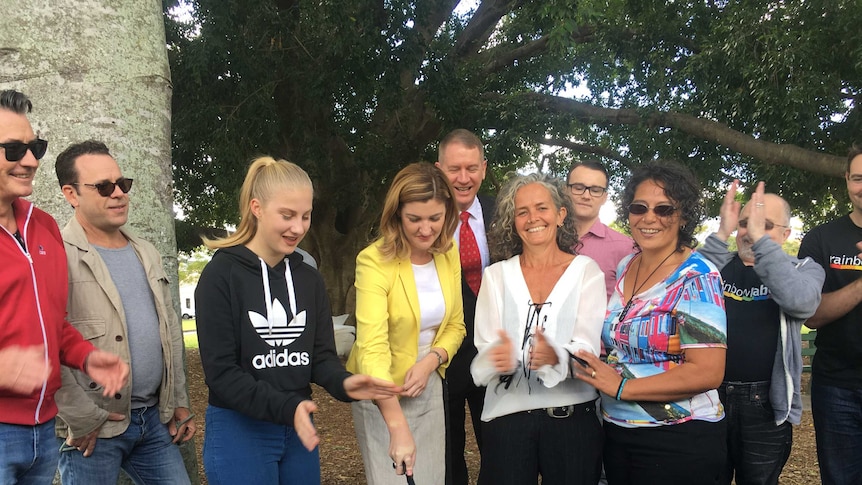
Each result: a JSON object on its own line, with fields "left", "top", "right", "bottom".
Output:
{"left": 73, "top": 177, "right": 134, "bottom": 197}
{"left": 1, "top": 139, "right": 48, "bottom": 162}
{"left": 628, "top": 203, "right": 677, "bottom": 217}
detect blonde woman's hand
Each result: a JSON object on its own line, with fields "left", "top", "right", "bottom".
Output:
{"left": 401, "top": 357, "right": 437, "bottom": 398}
{"left": 388, "top": 425, "right": 416, "bottom": 477}
{"left": 344, "top": 374, "right": 402, "bottom": 400}
{"left": 293, "top": 400, "right": 320, "bottom": 451}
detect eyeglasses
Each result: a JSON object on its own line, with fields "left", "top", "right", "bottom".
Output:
{"left": 567, "top": 183, "right": 607, "bottom": 197}
{"left": 1, "top": 139, "right": 48, "bottom": 162}
{"left": 628, "top": 203, "right": 677, "bottom": 217}
{"left": 72, "top": 177, "right": 134, "bottom": 197}
{"left": 738, "top": 219, "right": 787, "bottom": 231}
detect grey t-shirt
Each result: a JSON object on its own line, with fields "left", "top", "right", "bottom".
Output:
{"left": 95, "top": 243, "right": 164, "bottom": 408}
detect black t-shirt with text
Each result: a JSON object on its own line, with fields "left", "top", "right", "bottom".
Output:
{"left": 798, "top": 214, "right": 862, "bottom": 389}
{"left": 722, "top": 256, "right": 780, "bottom": 382}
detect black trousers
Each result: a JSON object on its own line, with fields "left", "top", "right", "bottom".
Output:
{"left": 604, "top": 418, "right": 727, "bottom": 485}
{"left": 477, "top": 401, "right": 603, "bottom": 485}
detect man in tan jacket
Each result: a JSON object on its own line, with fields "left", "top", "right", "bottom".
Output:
{"left": 53, "top": 140, "right": 194, "bottom": 484}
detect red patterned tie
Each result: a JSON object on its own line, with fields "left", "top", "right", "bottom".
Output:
{"left": 459, "top": 211, "right": 482, "bottom": 296}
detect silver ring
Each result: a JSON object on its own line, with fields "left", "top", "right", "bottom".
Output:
{"left": 755, "top": 203, "right": 765, "bottom": 207}
{"left": 591, "top": 370, "right": 597, "bottom": 378}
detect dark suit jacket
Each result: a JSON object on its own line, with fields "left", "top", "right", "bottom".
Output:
{"left": 448, "top": 194, "right": 496, "bottom": 396}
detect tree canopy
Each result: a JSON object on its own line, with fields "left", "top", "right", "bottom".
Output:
{"left": 165, "top": 0, "right": 860, "bottom": 310}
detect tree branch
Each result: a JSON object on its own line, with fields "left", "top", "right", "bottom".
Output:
{"left": 454, "top": 0, "right": 522, "bottom": 59}
{"left": 413, "top": 0, "right": 461, "bottom": 47}
{"left": 541, "top": 138, "right": 633, "bottom": 168}
{"left": 479, "top": 25, "right": 596, "bottom": 74}
{"left": 520, "top": 92, "right": 845, "bottom": 177}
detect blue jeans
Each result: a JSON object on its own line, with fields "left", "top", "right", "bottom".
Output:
{"left": 718, "top": 381, "right": 792, "bottom": 485}
{"left": 811, "top": 379, "right": 862, "bottom": 485}
{"left": 57, "top": 405, "right": 190, "bottom": 485}
{"left": 0, "top": 419, "right": 58, "bottom": 485}
{"left": 203, "top": 405, "right": 320, "bottom": 485}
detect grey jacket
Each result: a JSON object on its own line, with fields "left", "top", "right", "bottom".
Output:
{"left": 54, "top": 217, "right": 190, "bottom": 438}
{"left": 699, "top": 234, "right": 824, "bottom": 425}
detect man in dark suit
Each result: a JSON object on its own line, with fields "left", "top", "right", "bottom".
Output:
{"left": 436, "top": 129, "right": 494, "bottom": 485}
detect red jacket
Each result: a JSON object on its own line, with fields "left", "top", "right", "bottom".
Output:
{"left": 0, "top": 198, "right": 94, "bottom": 425}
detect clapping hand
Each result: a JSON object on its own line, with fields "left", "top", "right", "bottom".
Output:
{"left": 528, "top": 327, "right": 559, "bottom": 369}
{"left": 489, "top": 329, "right": 516, "bottom": 373}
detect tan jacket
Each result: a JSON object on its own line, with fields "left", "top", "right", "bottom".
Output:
{"left": 54, "top": 217, "right": 190, "bottom": 438}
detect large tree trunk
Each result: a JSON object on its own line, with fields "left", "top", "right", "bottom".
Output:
{"left": 2, "top": 1, "right": 199, "bottom": 483}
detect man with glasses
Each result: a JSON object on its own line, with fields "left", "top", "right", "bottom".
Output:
{"left": 566, "top": 161, "right": 633, "bottom": 301}
{"left": 53, "top": 140, "right": 194, "bottom": 484}
{"left": 798, "top": 145, "right": 862, "bottom": 485}
{"left": 0, "top": 91, "right": 129, "bottom": 484}
{"left": 700, "top": 180, "right": 823, "bottom": 485}
{"left": 435, "top": 129, "right": 493, "bottom": 485}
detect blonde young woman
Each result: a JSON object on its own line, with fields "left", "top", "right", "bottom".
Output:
{"left": 195, "top": 157, "right": 398, "bottom": 485}
{"left": 347, "top": 162, "right": 466, "bottom": 484}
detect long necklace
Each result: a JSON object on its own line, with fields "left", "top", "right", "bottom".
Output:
{"left": 617, "top": 249, "right": 678, "bottom": 322}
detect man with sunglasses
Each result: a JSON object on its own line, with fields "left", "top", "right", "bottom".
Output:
{"left": 699, "top": 180, "right": 824, "bottom": 485}
{"left": 566, "top": 161, "right": 633, "bottom": 301}
{"left": 0, "top": 90, "right": 129, "bottom": 484}
{"left": 52, "top": 140, "right": 194, "bottom": 484}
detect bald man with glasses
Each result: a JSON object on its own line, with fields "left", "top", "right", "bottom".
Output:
{"left": 52, "top": 140, "right": 194, "bottom": 484}
{"left": 700, "top": 180, "right": 824, "bottom": 485}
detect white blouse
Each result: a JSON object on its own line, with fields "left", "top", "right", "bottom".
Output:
{"left": 470, "top": 254, "right": 607, "bottom": 421}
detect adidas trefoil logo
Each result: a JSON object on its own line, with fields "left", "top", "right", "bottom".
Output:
{"left": 249, "top": 298, "right": 310, "bottom": 369}
{"left": 248, "top": 298, "right": 306, "bottom": 347}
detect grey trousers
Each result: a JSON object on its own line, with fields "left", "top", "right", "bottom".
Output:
{"left": 353, "top": 371, "right": 445, "bottom": 485}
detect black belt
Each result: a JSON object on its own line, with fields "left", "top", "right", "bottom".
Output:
{"left": 521, "top": 400, "right": 595, "bottom": 419}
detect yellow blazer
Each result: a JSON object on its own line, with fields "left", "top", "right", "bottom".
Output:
{"left": 347, "top": 239, "right": 466, "bottom": 386}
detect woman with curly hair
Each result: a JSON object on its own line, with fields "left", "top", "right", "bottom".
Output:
{"left": 470, "top": 173, "right": 606, "bottom": 485}
{"left": 573, "top": 161, "right": 728, "bottom": 484}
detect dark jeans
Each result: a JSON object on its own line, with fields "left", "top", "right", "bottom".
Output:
{"left": 811, "top": 379, "right": 862, "bottom": 485}
{"left": 718, "top": 381, "right": 792, "bottom": 485}
{"left": 604, "top": 418, "right": 726, "bottom": 485}
{"left": 478, "top": 400, "right": 602, "bottom": 485}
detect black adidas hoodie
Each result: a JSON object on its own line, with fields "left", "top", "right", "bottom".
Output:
{"left": 195, "top": 245, "right": 352, "bottom": 425}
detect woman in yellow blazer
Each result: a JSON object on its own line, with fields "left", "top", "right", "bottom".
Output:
{"left": 348, "top": 162, "right": 466, "bottom": 485}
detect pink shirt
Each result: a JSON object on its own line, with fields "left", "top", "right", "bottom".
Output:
{"left": 576, "top": 220, "right": 634, "bottom": 301}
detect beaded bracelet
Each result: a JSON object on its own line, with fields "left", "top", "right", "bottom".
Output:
{"left": 615, "top": 377, "right": 628, "bottom": 401}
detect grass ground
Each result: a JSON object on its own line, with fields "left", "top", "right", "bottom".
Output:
{"left": 182, "top": 319, "right": 198, "bottom": 349}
